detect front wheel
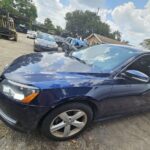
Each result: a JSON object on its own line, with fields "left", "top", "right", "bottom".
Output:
{"left": 41, "top": 102, "right": 93, "bottom": 141}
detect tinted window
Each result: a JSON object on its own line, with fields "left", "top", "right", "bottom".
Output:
{"left": 127, "top": 55, "right": 150, "bottom": 77}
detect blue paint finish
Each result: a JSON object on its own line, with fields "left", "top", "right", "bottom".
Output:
{"left": 1, "top": 44, "right": 150, "bottom": 132}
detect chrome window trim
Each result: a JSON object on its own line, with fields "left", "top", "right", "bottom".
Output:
{"left": 114, "top": 53, "right": 150, "bottom": 79}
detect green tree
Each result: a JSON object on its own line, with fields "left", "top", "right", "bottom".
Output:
{"left": 55, "top": 26, "right": 63, "bottom": 35}
{"left": 15, "top": 0, "right": 37, "bottom": 26}
{"left": 141, "top": 39, "right": 150, "bottom": 49}
{"left": 65, "top": 10, "right": 117, "bottom": 39}
{"left": 0, "top": 0, "right": 18, "bottom": 15}
{"left": 0, "top": 0, "right": 37, "bottom": 27}
{"left": 44, "top": 18, "right": 55, "bottom": 33}
{"left": 111, "top": 31, "right": 121, "bottom": 41}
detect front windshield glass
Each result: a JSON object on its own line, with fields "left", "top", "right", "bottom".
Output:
{"left": 37, "top": 33, "right": 55, "bottom": 42}
{"left": 72, "top": 45, "right": 139, "bottom": 73}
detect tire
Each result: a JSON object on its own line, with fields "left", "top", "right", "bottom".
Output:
{"left": 41, "top": 102, "right": 93, "bottom": 141}
{"left": 34, "top": 47, "right": 38, "bottom": 52}
{"left": 12, "top": 34, "right": 17, "bottom": 41}
{"left": 14, "top": 35, "right": 17, "bottom": 41}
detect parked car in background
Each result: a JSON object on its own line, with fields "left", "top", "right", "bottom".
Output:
{"left": 71, "top": 38, "right": 88, "bottom": 49}
{"left": 66, "top": 37, "right": 74, "bottom": 44}
{"left": 34, "top": 32, "right": 58, "bottom": 52}
{"left": 16, "top": 24, "right": 28, "bottom": 34}
{"left": 65, "top": 37, "right": 88, "bottom": 49}
{"left": 27, "top": 30, "right": 37, "bottom": 39}
{"left": 62, "top": 41, "right": 77, "bottom": 54}
{"left": 1, "top": 44, "right": 150, "bottom": 141}
{"left": 54, "top": 35, "right": 77, "bottom": 53}
{"left": 54, "top": 35, "right": 65, "bottom": 47}
{"left": 61, "top": 37, "right": 88, "bottom": 54}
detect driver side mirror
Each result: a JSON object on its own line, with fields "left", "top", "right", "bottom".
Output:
{"left": 121, "top": 70, "right": 149, "bottom": 83}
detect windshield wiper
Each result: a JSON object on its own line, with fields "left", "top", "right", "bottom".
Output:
{"left": 70, "top": 55, "right": 87, "bottom": 65}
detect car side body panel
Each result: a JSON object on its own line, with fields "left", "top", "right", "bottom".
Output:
{"left": 1, "top": 46, "right": 150, "bottom": 132}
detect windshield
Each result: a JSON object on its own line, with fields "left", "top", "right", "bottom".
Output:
{"left": 37, "top": 33, "right": 55, "bottom": 42}
{"left": 72, "top": 45, "right": 139, "bottom": 73}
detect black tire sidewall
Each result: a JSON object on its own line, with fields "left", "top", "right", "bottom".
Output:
{"left": 41, "top": 102, "right": 93, "bottom": 141}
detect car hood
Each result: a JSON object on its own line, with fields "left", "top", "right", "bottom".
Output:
{"left": 36, "top": 38, "right": 57, "bottom": 47}
{"left": 3, "top": 53, "right": 110, "bottom": 89}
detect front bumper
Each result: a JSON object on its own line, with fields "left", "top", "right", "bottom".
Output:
{"left": 34, "top": 44, "right": 58, "bottom": 52}
{"left": 0, "top": 92, "right": 50, "bottom": 132}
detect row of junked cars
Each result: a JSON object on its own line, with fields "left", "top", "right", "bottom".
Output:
{"left": 26, "top": 30, "right": 89, "bottom": 53}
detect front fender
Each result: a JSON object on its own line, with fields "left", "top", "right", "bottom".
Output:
{"left": 31, "top": 85, "right": 112, "bottom": 107}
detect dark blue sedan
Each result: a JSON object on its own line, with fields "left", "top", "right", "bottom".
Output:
{"left": 0, "top": 44, "right": 150, "bottom": 141}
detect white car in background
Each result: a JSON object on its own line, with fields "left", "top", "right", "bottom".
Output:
{"left": 27, "top": 30, "right": 37, "bottom": 39}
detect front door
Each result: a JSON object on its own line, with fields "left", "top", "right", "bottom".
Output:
{"left": 99, "top": 55, "right": 150, "bottom": 118}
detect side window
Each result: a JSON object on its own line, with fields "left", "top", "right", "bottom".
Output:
{"left": 127, "top": 55, "right": 150, "bottom": 77}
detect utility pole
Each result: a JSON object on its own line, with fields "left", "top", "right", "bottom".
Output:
{"left": 97, "top": 8, "right": 100, "bottom": 15}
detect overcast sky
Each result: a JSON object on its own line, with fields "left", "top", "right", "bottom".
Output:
{"left": 33, "top": 0, "right": 150, "bottom": 46}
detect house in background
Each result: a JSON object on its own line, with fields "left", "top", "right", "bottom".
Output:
{"left": 86, "top": 33, "right": 127, "bottom": 46}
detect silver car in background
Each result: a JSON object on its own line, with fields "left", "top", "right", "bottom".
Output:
{"left": 34, "top": 32, "right": 58, "bottom": 52}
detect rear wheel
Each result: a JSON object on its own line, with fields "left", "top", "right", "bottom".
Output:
{"left": 11, "top": 33, "right": 17, "bottom": 41}
{"left": 41, "top": 102, "right": 93, "bottom": 141}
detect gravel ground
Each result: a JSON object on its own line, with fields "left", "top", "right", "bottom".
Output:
{"left": 0, "top": 33, "right": 150, "bottom": 150}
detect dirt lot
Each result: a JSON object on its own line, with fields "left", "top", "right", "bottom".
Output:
{"left": 0, "top": 33, "right": 150, "bottom": 150}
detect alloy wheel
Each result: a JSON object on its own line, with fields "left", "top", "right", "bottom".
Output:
{"left": 50, "top": 109, "right": 87, "bottom": 138}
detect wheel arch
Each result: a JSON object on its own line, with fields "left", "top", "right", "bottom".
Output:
{"left": 37, "top": 96, "right": 98, "bottom": 128}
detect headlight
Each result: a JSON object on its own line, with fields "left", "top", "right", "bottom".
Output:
{"left": 0, "top": 79, "right": 39, "bottom": 104}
